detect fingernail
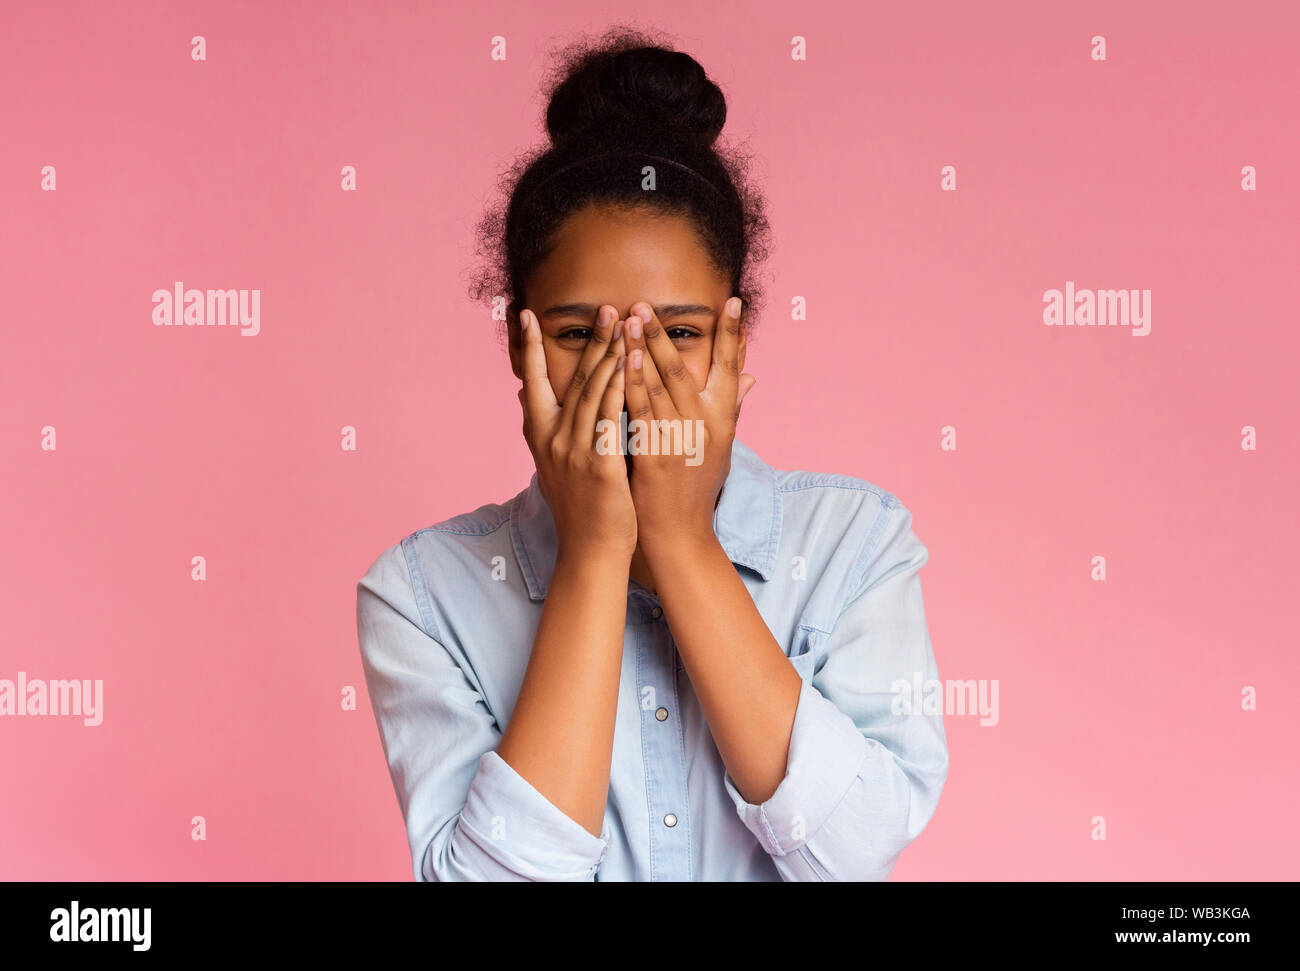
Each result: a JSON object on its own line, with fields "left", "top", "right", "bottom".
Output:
{"left": 634, "top": 302, "right": 653, "bottom": 321}
{"left": 727, "top": 297, "right": 741, "bottom": 318}
{"left": 630, "top": 349, "right": 643, "bottom": 370}
{"left": 627, "top": 316, "right": 643, "bottom": 339}
{"left": 612, "top": 320, "right": 623, "bottom": 340}
{"left": 616, "top": 354, "right": 626, "bottom": 370}
{"left": 520, "top": 310, "right": 531, "bottom": 331}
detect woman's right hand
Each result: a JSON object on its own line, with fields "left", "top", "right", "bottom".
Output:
{"left": 517, "top": 305, "right": 635, "bottom": 562}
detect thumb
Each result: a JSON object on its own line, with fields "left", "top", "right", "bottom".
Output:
{"left": 736, "top": 374, "right": 756, "bottom": 408}
{"left": 733, "top": 374, "right": 756, "bottom": 422}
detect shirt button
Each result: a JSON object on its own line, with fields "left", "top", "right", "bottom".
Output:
{"left": 663, "top": 813, "right": 678, "bottom": 828}
{"left": 651, "top": 606, "right": 663, "bottom": 619}
{"left": 655, "top": 706, "right": 669, "bottom": 721}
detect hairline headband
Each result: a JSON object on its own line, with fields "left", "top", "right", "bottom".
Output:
{"left": 517, "top": 151, "right": 724, "bottom": 209}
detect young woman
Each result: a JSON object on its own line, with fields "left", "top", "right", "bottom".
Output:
{"left": 356, "top": 28, "right": 948, "bottom": 881}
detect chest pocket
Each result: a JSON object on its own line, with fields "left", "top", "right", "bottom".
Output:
{"left": 788, "top": 624, "right": 825, "bottom": 682}
{"left": 788, "top": 647, "right": 816, "bottom": 681}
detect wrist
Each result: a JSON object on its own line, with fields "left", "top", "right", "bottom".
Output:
{"left": 554, "top": 544, "right": 634, "bottom": 578}
{"left": 638, "top": 526, "right": 724, "bottom": 569}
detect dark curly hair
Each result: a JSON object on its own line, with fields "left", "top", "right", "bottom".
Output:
{"left": 467, "top": 25, "right": 773, "bottom": 346}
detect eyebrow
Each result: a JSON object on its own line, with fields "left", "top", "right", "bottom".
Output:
{"left": 539, "top": 303, "right": 717, "bottom": 322}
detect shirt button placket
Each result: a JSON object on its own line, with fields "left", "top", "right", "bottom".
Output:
{"left": 636, "top": 596, "right": 691, "bottom": 881}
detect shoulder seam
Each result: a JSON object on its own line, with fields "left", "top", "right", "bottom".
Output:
{"left": 399, "top": 535, "right": 443, "bottom": 641}
{"left": 847, "top": 496, "right": 900, "bottom": 601}
{"left": 408, "top": 509, "right": 512, "bottom": 539}
{"left": 777, "top": 474, "right": 900, "bottom": 507}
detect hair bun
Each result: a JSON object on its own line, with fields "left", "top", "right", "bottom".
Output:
{"left": 545, "top": 46, "right": 726, "bottom": 150}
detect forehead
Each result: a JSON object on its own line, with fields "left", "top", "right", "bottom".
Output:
{"left": 528, "top": 203, "right": 726, "bottom": 301}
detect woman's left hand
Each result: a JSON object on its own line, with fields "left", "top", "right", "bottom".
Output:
{"left": 621, "top": 296, "right": 756, "bottom": 555}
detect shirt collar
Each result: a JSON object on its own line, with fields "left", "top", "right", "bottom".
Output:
{"left": 509, "top": 438, "right": 782, "bottom": 601}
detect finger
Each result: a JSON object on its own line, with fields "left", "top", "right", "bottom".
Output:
{"left": 519, "top": 308, "right": 559, "bottom": 426}
{"left": 593, "top": 336, "right": 628, "bottom": 458}
{"left": 571, "top": 326, "right": 625, "bottom": 450}
{"left": 734, "top": 373, "right": 757, "bottom": 423}
{"left": 630, "top": 302, "right": 695, "bottom": 415}
{"left": 704, "top": 296, "right": 743, "bottom": 402}
{"left": 517, "top": 387, "right": 532, "bottom": 438}
{"left": 559, "top": 305, "right": 618, "bottom": 435}
{"left": 624, "top": 341, "right": 651, "bottom": 430}
{"left": 623, "top": 310, "right": 676, "bottom": 421}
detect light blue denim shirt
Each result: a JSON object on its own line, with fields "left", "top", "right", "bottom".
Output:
{"left": 356, "top": 439, "right": 948, "bottom": 881}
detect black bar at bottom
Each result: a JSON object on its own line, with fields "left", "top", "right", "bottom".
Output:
{"left": 0, "top": 880, "right": 1278, "bottom": 957}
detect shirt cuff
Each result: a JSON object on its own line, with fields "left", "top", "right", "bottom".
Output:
{"left": 722, "top": 676, "right": 868, "bottom": 856}
{"left": 458, "top": 750, "right": 610, "bottom": 880}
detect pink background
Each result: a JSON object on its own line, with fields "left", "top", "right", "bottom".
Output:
{"left": 2, "top": 0, "right": 1297, "bottom": 880}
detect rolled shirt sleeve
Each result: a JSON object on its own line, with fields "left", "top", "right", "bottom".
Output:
{"left": 356, "top": 541, "right": 609, "bottom": 881}
{"left": 722, "top": 501, "right": 950, "bottom": 880}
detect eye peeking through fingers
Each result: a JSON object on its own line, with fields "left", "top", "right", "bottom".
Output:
{"left": 559, "top": 327, "right": 698, "bottom": 345}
